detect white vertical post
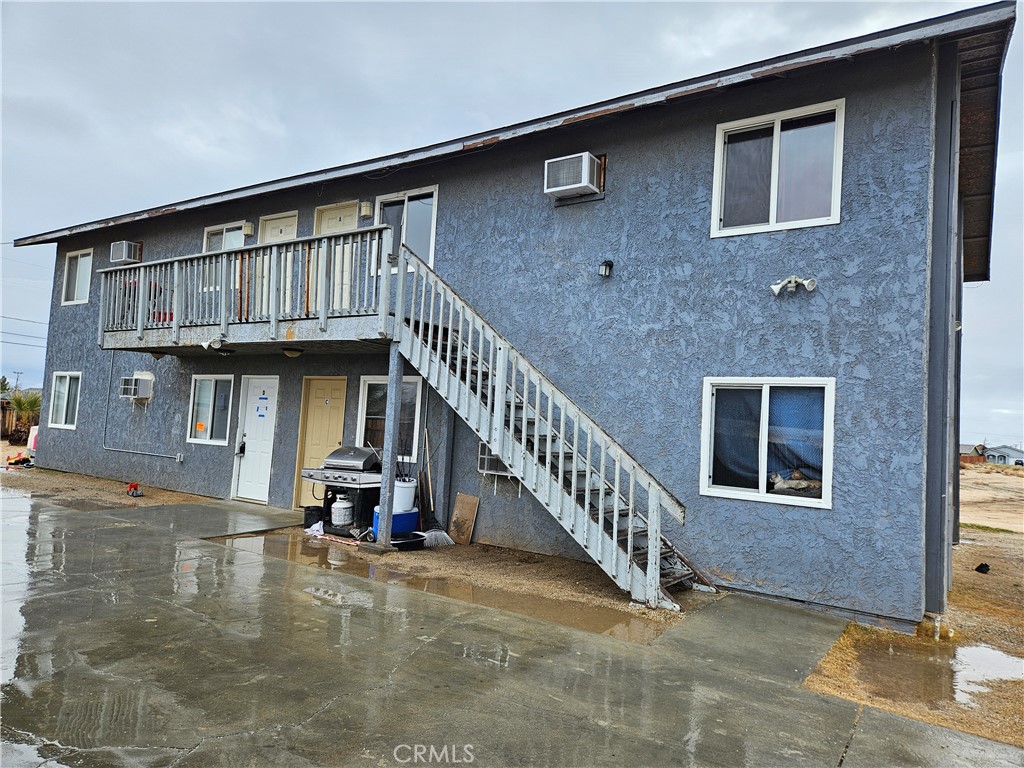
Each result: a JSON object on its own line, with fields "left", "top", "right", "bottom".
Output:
{"left": 172, "top": 260, "right": 182, "bottom": 344}
{"left": 269, "top": 245, "right": 280, "bottom": 339}
{"left": 646, "top": 485, "right": 661, "bottom": 607}
{"left": 378, "top": 228, "right": 394, "bottom": 337}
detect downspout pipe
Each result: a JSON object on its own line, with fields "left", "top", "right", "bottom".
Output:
{"left": 102, "top": 350, "right": 183, "bottom": 462}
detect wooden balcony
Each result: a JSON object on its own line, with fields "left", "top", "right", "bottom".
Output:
{"left": 98, "top": 226, "right": 395, "bottom": 353}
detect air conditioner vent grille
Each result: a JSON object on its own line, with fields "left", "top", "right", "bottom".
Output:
{"left": 544, "top": 152, "right": 601, "bottom": 199}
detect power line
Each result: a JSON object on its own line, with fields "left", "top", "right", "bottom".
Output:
{"left": 1, "top": 315, "right": 48, "bottom": 325}
{"left": 2, "top": 330, "right": 48, "bottom": 340}
{"left": 1, "top": 340, "right": 46, "bottom": 349}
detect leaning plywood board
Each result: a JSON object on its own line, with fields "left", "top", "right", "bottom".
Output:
{"left": 449, "top": 493, "right": 479, "bottom": 545}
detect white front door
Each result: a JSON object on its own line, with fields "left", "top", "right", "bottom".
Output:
{"left": 235, "top": 376, "right": 279, "bottom": 503}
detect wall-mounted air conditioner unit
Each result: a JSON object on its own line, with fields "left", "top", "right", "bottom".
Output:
{"left": 544, "top": 152, "right": 601, "bottom": 199}
{"left": 119, "top": 376, "right": 153, "bottom": 401}
{"left": 110, "top": 241, "right": 142, "bottom": 264}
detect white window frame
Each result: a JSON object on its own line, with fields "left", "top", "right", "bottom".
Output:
{"left": 699, "top": 376, "right": 835, "bottom": 509}
{"left": 203, "top": 221, "right": 247, "bottom": 253}
{"left": 710, "top": 99, "right": 845, "bottom": 238}
{"left": 356, "top": 375, "right": 423, "bottom": 463}
{"left": 48, "top": 372, "right": 82, "bottom": 429}
{"left": 61, "top": 249, "right": 92, "bottom": 305}
{"left": 258, "top": 211, "right": 299, "bottom": 244}
{"left": 186, "top": 375, "right": 234, "bottom": 446}
{"left": 375, "top": 185, "right": 439, "bottom": 267}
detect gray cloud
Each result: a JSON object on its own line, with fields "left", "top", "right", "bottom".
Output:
{"left": 2, "top": 2, "right": 1020, "bottom": 449}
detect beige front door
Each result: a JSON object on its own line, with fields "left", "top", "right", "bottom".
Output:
{"left": 295, "top": 376, "right": 347, "bottom": 508}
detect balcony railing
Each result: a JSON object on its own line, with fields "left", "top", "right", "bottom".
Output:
{"left": 98, "top": 226, "right": 393, "bottom": 344}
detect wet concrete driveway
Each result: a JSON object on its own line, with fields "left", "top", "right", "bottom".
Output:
{"left": 2, "top": 491, "right": 1022, "bottom": 767}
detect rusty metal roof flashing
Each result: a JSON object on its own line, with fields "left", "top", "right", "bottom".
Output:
{"left": 14, "top": 2, "right": 1015, "bottom": 254}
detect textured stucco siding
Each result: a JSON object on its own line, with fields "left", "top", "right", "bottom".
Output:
{"left": 426, "top": 47, "right": 937, "bottom": 620}
{"left": 37, "top": 45, "right": 938, "bottom": 619}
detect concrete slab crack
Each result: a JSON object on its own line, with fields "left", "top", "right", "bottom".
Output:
{"left": 836, "top": 704, "right": 864, "bottom": 767}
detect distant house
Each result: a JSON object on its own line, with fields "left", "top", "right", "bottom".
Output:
{"left": 959, "top": 444, "right": 985, "bottom": 457}
{"left": 984, "top": 445, "right": 1024, "bottom": 465}
{"left": 13, "top": 4, "right": 1016, "bottom": 627}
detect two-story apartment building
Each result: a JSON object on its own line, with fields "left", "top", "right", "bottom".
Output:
{"left": 15, "top": 3, "right": 1015, "bottom": 626}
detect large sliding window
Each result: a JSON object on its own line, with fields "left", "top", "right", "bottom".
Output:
{"left": 700, "top": 377, "right": 835, "bottom": 508}
{"left": 187, "top": 375, "right": 233, "bottom": 445}
{"left": 376, "top": 186, "right": 437, "bottom": 265}
{"left": 49, "top": 372, "right": 82, "bottom": 429}
{"left": 203, "top": 222, "right": 246, "bottom": 253}
{"left": 711, "top": 100, "right": 844, "bottom": 237}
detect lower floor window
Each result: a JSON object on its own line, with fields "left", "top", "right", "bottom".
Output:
{"left": 49, "top": 372, "right": 81, "bottom": 429}
{"left": 357, "top": 376, "right": 422, "bottom": 462}
{"left": 700, "top": 377, "right": 834, "bottom": 508}
{"left": 188, "top": 376, "right": 233, "bottom": 444}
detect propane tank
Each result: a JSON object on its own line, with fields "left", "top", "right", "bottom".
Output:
{"left": 332, "top": 495, "right": 355, "bottom": 527}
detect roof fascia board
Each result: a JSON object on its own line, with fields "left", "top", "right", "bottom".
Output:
{"left": 14, "top": 1, "right": 1015, "bottom": 248}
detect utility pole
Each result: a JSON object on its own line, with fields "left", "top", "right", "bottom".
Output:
{"left": 13, "top": 371, "right": 23, "bottom": 391}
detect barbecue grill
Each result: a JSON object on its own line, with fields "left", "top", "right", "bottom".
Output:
{"left": 301, "top": 446, "right": 383, "bottom": 536}
{"left": 301, "top": 445, "right": 383, "bottom": 487}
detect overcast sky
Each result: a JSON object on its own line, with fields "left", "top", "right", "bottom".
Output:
{"left": 2, "top": 1, "right": 1021, "bottom": 448}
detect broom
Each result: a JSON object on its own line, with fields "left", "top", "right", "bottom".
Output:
{"left": 422, "top": 425, "right": 454, "bottom": 547}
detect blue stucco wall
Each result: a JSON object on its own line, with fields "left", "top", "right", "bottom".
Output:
{"left": 35, "top": 45, "right": 938, "bottom": 620}
{"left": 425, "top": 47, "right": 937, "bottom": 620}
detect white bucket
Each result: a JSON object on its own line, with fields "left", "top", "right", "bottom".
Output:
{"left": 394, "top": 478, "right": 417, "bottom": 512}
{"left": 332, "top": 498, "right": 354, "bottom": 527}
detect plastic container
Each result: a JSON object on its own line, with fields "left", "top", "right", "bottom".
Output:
{"left": 372, "top": 506, "right": 418, "bottom": 540}
{"left": 303, "top": 505, "right": 323, "bottom": 528}
{"left": 394, "top": 478, "right": 417, "bottom": 512}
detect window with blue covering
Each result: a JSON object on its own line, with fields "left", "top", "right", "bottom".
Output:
{"left": 700, "top": 377, "right": 835, "bottom": 509}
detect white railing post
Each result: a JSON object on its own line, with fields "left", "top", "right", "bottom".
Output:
{"left": 135, "top": 268, "right": 146, "bottom": 340}
{"left": 646, "top": 485, "right": 662, "bottom": 607}
{"left": 220, "top": 253, "right": 230, "bottom": 336}
{"left": 318, "top": 238, "right": 329, "bottom": 329}
{"left": 269, "top": 245, "right": 280, "bottom": 339}
{"left": 172, "top": 260, "right": 182, "bottom": 344}
{"left": 384, "top": 231, "right": 400, "bottom": 340}
{"left": 97, "top": 274, "right": 107, "bottom": 346}
{"left": 491, "top": 343, "right": 509, "bottom": 460}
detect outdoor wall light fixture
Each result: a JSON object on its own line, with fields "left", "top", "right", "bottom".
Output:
{"left": 598, "top": 260, "right": 614, "bottom": 278}
{"left": 201, "top": 336, "right": 224, "bottom": 351}
{"left": 359, "top": 201, "right": 373, "bottom": 219}
{"left": 282, "top": 347, "right": 303, "bottom": 358}
{"left": 770, "top": 275, "right": 817, "bottom": 296}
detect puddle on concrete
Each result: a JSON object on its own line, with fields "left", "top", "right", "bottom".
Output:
{"left": 210, "top": 529, "right": 672, "bottom": 643}
{"left": 855, "top": 641, "right": 1023, "bottom": 706}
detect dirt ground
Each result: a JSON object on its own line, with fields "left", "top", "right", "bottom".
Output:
{"left": 4, "top": 447, "right": 1021, "bottom": 743}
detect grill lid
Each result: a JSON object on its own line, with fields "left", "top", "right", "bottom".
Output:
{"left": 321, "top": 445, "right": 382, "bottom": 471}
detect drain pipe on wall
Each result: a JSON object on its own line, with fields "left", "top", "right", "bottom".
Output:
{"left": 102, "top": 351, "right": 184, "bottom": 463}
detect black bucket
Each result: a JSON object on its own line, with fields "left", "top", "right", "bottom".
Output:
{"left": 303, "top": 505, "right": 323, "bottom": 528}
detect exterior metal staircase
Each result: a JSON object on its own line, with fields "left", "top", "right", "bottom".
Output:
{"left": 391, "top": 249, "right": 713, "bottom": 609}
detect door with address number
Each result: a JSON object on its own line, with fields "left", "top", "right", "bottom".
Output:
{"left": 295, "top": 376, "right": 347, "bottom": 507}
{"left": 235, "top": 376, "right": 279, "bottom": 503}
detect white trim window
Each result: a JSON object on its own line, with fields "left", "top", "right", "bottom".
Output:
{"left": 62, "top": 249, "right": 92, "bottom": 305}
{"left": 711, "top": 99, "right": 845, "bottom": 237}
{"left": 203, "top": 222, "right": 246, "bottom": 253}
{"left": 699, "top": 377, "right": 835, "bottom": 509}
{"left": 187, "top": 375, "right": 234, "bottom": 445}
{"left": 376, "top": 186, "right": 438, "bottom": 266}
{"left": 49, "top": 372, "right": 82, "bottom": 429}
{"left": 356, "top": 376, "right": 423, "bottom": 463}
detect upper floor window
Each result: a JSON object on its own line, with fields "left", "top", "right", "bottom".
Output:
{"left": 49, "top": 372, "right": 82, "bottom": 429}
{"left": 699, "top": 377, "right": 835, "bottom": 509}
{"left": 376, "top": 186, "right": 437, "bottom": 265}
{"left": 203, "top": 222, "right": 246, "bottom": 253}
{"left": 62, "top": 249, "right": 92, "bottom": 305}
{"left": 711, "top": 100, "right": 844, "bottom": 237}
